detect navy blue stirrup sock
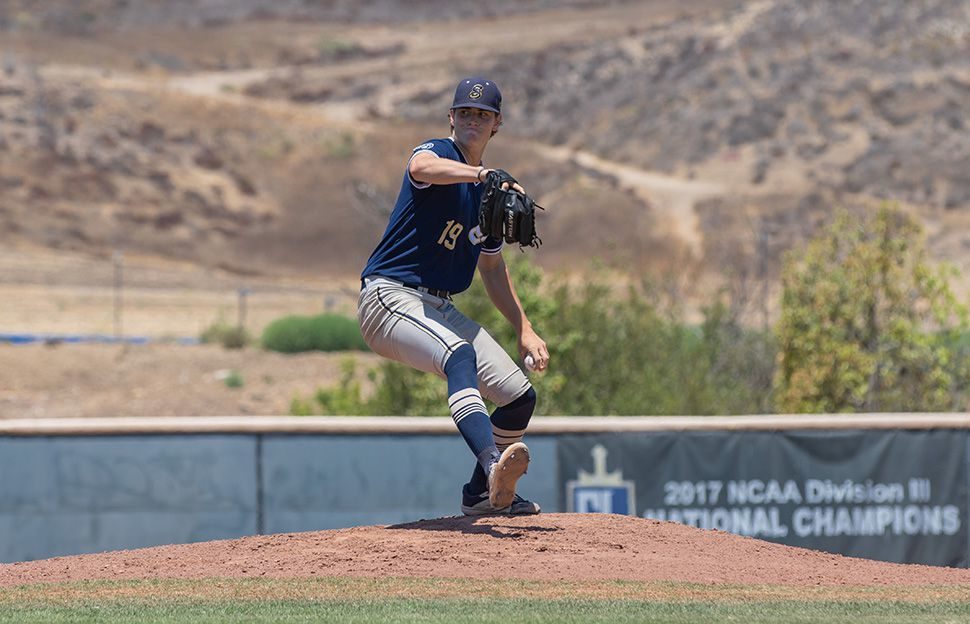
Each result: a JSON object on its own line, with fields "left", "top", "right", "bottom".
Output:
{"left": 468, "top": 386, "right": 537, "bottom": 495}
{"left": 444, "top": 344, "right": 498, "bottom": 472}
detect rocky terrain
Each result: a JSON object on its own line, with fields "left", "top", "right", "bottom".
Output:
{"left": 1, "top": 0, "right": 969, "bottom": 305}
{"left": 1, "top": 0, "right": 630, "bottom": 32}
{"left": 486, "top": 0, "right": 970, "bottom": 205}
{"left": 393, "top": 0, "right": 970, "bottom": 289}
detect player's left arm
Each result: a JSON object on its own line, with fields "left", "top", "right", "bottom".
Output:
{"left": 477, "top": 252, "right": 549, "bottom": 371}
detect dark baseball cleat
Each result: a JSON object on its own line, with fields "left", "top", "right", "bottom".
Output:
{"left": 487, "top": 442, "right": 530, "bottom": 509}
{"left": 461, "top": 485, "right": 541, "bottom": 516}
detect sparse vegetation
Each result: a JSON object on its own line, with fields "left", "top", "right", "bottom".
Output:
{"left": 290, "top": 359, "right": 375, "bottom": 415}
{"left": 200, "top": 320, "right": 251, "bottom": 350}
{"left": 325, "top": 131, "right": 356, "bottom": 159}
{"left": 224, "top": 369, "right": 244, "bottom": 388}
{"left": 316, "top": 37, "right": 359, "bottom": 57}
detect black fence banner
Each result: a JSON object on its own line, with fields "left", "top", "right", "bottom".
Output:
{"left": 558, "top": 430, "right": 967, "bottom": 566}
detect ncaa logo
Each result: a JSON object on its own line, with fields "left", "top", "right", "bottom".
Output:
{"left": 566, "top": 445, "right": 636, "bottom": 515}
{"left": 468, "top": 84, "right": 485, "bottom": 100}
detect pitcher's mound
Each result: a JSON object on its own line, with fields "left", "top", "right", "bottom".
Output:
{"left": 3, "top": 514, "right": 970, "bottom": 587}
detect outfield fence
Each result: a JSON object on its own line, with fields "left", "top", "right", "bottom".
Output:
{"left": 1, "top": 414, "right": 968, "bottom": 566}
{"left": 0, "top": 248, "right": 358, "bottom": 339}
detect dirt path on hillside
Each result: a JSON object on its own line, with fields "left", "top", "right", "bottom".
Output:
{"left": 536, "top": 145, "right": 726, "bottom": 255}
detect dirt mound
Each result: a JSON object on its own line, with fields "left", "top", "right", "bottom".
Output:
{"left": 4, "top": 513, "right": 970, "bottom": 588}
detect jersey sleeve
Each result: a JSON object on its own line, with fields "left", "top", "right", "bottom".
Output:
{"left": 479, "top": 236, "right": 503, "bottom": 255}
{"left": 406, "top": 139, "right": 453, "bottom": 189}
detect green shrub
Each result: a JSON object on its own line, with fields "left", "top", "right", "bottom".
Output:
{"left": 364, "top": 362, "right": 450, "bottom": 416}
{"left": 290, "top": 358, "right": 446, "bottom": 416}
{"left": 297, "top": 235, "right": 970, "bottom": 416}
{"left": 200, "top": 321, "right": 251, "bottom": 349}
{"left": 451, "top": 255, "right": 777, "bottom": 416}
{"left": 775, "top": 206, "right": 969, "bottom": 412}
{"left": 290, "top": 396, "right": 315, "bottom": 416}
{"left": 312, "top": 360, "right": 372, "bottom": 415}
{"left": 301, "top": 254, "right": 777, "bottom": 416}
{"left": 262, "top": 313, "right": 368, "bottom": 353}
{"left": 224, "top": 370, "right": 244, "bottom": 389}
{"left": 289, "top": 359, "right": 381, "bottom": 416}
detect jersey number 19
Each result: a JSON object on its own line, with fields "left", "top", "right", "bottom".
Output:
{"left": 437, "top": 220, "right": 464, "bottom": 250}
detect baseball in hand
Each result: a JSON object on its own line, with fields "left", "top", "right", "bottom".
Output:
{"left": 524, "top": 354, "right": 536, "bottom": 371}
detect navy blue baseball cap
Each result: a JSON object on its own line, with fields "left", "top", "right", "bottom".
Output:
{"left": 450, "top": 77, "right": 502, "bottom": 114}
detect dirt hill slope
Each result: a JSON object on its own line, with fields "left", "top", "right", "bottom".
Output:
{"left": 1, "top": 0, "right": 968, "bottom": 310}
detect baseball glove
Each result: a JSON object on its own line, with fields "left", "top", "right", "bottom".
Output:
{"left": 478, "top": 169, "right": 543, "bottom": 249}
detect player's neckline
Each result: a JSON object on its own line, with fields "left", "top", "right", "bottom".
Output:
{"left": 448, "top": 137, "right": 483, "bottom": 168}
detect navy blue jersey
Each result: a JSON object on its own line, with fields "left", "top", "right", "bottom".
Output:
{"left": 361, "top": 138, "right": 503, "bottom": 294}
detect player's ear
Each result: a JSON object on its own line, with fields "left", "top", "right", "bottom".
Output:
{"left": 491, "top": 113, "right": 502, "bottom": 137}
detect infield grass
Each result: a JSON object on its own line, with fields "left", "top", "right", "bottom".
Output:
{"left": 3, "top": 577, "right": 970, "bottom": 623}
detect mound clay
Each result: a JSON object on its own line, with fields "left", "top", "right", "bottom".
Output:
{"left": 4, "top": 514, "right": 970, "bottom": 588}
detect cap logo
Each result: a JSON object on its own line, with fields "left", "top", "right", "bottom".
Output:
{"left": 468, "top": 84, "right": 484, "bottom": 100}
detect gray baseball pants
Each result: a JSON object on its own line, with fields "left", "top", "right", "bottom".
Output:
{"left": 357, "top": 276, "right": 531, "bottom": 407}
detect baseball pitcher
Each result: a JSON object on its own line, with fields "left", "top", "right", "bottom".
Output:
{"left": 358, "top": 76, "right": 549, "bottom": 515}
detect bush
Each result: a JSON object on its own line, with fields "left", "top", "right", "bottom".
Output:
{"left": 224, "top": 370, "right": 244, "bottom": 389}
{"left": 302, "top": 254, "right": 776, "bottom": 416}
{"left": 451, "top": 255, "right": 776, "bottom": 416}
{"left": 291, "top": 359, "right": 451, "bottom": 416}
{"left": 314, "top": 360, "right": 373, "bottom": 415}
{"left": 262, "top": 313, "right": 368, "bottom": 353}
{"left": 775, "top": 205, "right": 969, "bottom": 412}
{"left": 200, "top": 321, "right": 251, "bottom": 349}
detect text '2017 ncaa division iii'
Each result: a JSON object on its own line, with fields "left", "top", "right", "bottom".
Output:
{"left": 358, "top": 76, "right": 549, "bottom": 516}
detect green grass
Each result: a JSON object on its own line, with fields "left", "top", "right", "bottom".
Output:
{"left": 3, "top": 598, "right": 970, "bottom": 623}
{"left": 3, "top": 578, "right": 970, "bottom": 623}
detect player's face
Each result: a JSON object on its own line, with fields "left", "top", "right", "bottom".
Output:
{"left": 451, "top": 108, "right": 500, "bottom": 145}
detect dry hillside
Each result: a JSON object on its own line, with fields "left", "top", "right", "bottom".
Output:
{"left": 0, "top": 0, "right": 968, "bottom": 316}
{"left": 0, "top": 0, "right": 970, "bottom": 331}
